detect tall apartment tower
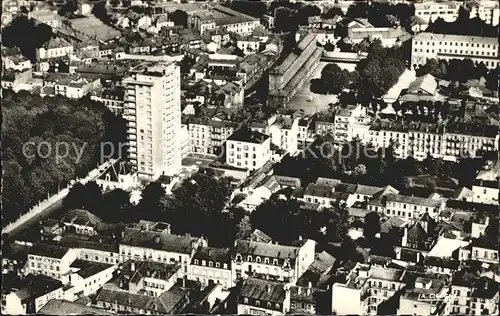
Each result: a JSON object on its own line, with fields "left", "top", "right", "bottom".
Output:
{"left": 123, "top": 62, "right": 181, "bottom": 180}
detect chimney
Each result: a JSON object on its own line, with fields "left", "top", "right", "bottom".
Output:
{"left": 131, "top": 262, "right": 135, "bottom": 272}
{"left": 121, "top": 231, "right": 125, "bottom": 238}
{"left": 297, "top": 287, "right": 301, "bottom": 295}
{"left": 208, "top": 249, "right": 212, "bottom": 256}
{"left": 154, "top": 235, "right": 160, "bottom": 243}
{"left": 182, "top": 276, "right": 186, "bottom": 288}
{"left": 146, "top": 223, "right": 149, "bottom": 231}
{"left": 266, "top": 284, "right": 271, "bottom": 293}
{"left": 308, "top": 281, "right": 312, "bottom": 289}
{"left": 186, "top": 233, "right": 191, "bottom": 238}
{"left": 298, "top": 235, "right": 303, "bottom": 241}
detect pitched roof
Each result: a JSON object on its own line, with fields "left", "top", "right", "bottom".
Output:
{"left": 407, "top": 74, "right": 438, "bottom": 95}
{"left": 39, "top": 299, "right": 113, "bottom": 315}
{"left": 120, "top": 228, "right": 200, "bottom": 254}
{"left": 60, "top": 209, "right": 105, "bottom": 228}
{"left": 234, "top": 240, "right": 300, "bottom": 261}
{"left": 239, "top": 278, "right": 286, "bottom": 303}
{"left": 14, "top": 275, "right": 62, "bottom": 303}
{"left": 70, "top": 260, "right": 115, "bottom": 279}
{"left": 29, "top": 243, "right": 70, "bottom": 259}
{"left": 192, "top": 247, "right": 231, "bottom": 267}
{"left": 248, "top": 229, "right": 273, "bottom": 244}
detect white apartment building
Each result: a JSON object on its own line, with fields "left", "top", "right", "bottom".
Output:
{"left": 472, "top": 159, "right": 499, "bottom": 205}
{"left": 119, "top": 227, "right": 207, "bottom": 277}
{"left": 368, "top": 194, "right": 445, "bottom": 220}
{"left": 123, "top": 62, "right": 181, "bottom": 179}
{"left": 232, "top": 239, "right": 315, "bottom": 285}
{"left": 332, "top": 264, "right": 406, "bottom": 315}
{"left": 3, "top": 276, "right": 64, "bottom": 314}
{"left": 189, "top": 5, "right": 260, "bottom": 36}
{"left": 57, "top": 235, "right": 121, "bottom": 265}
{"left": 35, "top": 37, "right": 74, "bottom": 61}
{"left": 415, "top": 1, "right": 460, "bottom": 23}
{"left": 269, "top": 115, "right": 299, "bottom": 154}
{"left": 368, "top": 120, "right": 498, "bottom": 161}
{"left": 226, "top": 129, "right": 271, "bottom": 170}
{"left": 446, "top": 272, "right": 499, "bottom": 315}
{"left": 237, "top": 278, "right": 291, "bottom": 316}
{"left": 54, "top": 76, "right": 101, "bottom": 99}
{"left": 63, "top": 260, "right": 117, "bottom": 301}
{"left": 412, "top": 33, "right": 499, "bottom": 69}
{"left": 397, "top": 277, "right": 449, "bottom": 315}
{"left": 190, "top": 247, "right": 232, "bottom": 289}
{"left": 465, "top": 0, "right": 500, "bottom": 26}
{"left": 334, "top": 104, "right": 371, "bottom": 143}
{"left": 2, "top": 54, "right": 31, "bottom": 71}
{"left": 26, "top": 244, "right": 78, "bottom": 281}
{"left": 188, "top": 119, "right": 239, "bottom": 155}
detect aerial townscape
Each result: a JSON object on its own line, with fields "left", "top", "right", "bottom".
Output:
{"left": 1, "top": 0, "right": 499, "bottom": 315}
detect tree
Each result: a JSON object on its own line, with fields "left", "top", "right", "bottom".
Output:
{"left": 82, "top": 181, "right": 103, "bottom": 212}
{"left": 364, "top": 212, "right": 381, "bottom": 241}
{"left": 138, "top": 182, "right": 166, "bottom": 210}
{"left": 2, "top": 16, "right": 53, "bottom": 62}
{"left": 236, "top": 216, "right": 252, "bottom": 240}
{"left": 339, "top": 235, "right": 359, "bottom": 261}
{"left": 103, "top": 188, "right": 131, "bottom": 212}
{"left": 324, "top": 42, "right": 335, "bottom": 51}
{"left": 231, "top": 0, "right": 267, "bottom": 18}
{"left": 323, "top": 7, "right": 343, "bottom": 19}
{"left": 354, "top": 164, "right": 367, "bottom": 177}
{"left": 63, "top": 182, "right": 87, "bottom": 210}
{"left": 423, "top": 178, "right": 437, "bottom": 196}
{"left": 170, "top": 10, "right": 188, "bottom": 27}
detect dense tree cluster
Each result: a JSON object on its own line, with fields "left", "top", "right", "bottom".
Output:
{"left": 64, "top": 170, "right": 241, "bottom": 248}
{"left": 273, "top": 3, "right": 321, "bottom": 32}
{"left": 250, "top": 195, "right": 349, "bottom": 245}
{"left": 346, "top": 2, "right": 414, "bottom": 29}
{"left": 415, "top": 58, "right": 490, "bottom": 83}
{"left": 354, "top": 40, "right": 407, "bottom": 102}
{"left": 3, "top": 91, "right": 126, "bottom": 225}
{"left": 427, "top": 8, "right": 499, "bottom": 38}
{"left": 310, "top": 63, "right": 354, "bottom": 95}
{"left": 2, "top": 16, "right": 53, "bottom": 62}
{"left": 230, "top": 0, "right": 268, "bottom": 18}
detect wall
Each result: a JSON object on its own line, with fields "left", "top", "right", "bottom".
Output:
{"left": 3, "top": 159, "right": 118, "bottom": 235}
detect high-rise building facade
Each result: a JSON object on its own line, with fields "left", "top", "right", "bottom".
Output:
{"left": 123, "top": 62, "right": 181, "bottom": 179}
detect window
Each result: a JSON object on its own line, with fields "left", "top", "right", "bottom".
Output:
{"left": 194, "top": 259, "right": 199, "bottom": 265}
{"left": 256, "top": 257, "right": 261, "bottom": 263}
{"left": 248, "top": 256, "right": 253, "bottom": 262}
